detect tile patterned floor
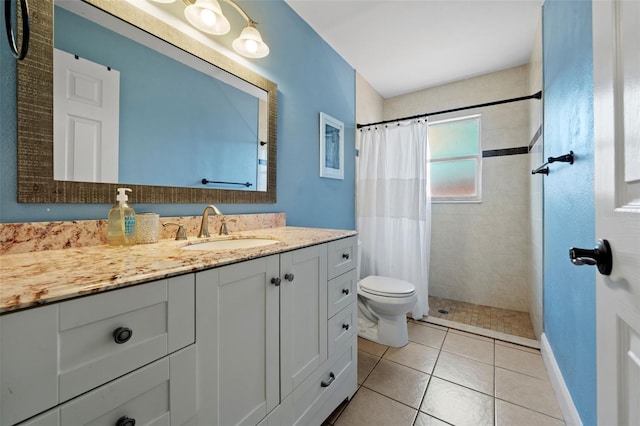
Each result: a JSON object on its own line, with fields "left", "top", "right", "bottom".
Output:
{"left": 323, "top": 321, "right": 564, "bottom": 426}
{"left": 428, "top": 296, "right": 536, "bottom": 340}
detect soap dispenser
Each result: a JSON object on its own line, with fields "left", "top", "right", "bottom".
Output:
{"left": 107, "top": 188, "right": 136, "bottom": 246}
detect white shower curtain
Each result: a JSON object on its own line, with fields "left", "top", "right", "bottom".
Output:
{"left": 356, "top": 120, "right": 431, "bottom": 319}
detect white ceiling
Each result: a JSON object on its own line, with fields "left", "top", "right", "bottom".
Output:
{"left": 284, "top": 0, "right": 543, "bottom": 99}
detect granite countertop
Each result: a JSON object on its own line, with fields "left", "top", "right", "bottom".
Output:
{"left": 0, "top": 226, "right": 356, "bottom": 314}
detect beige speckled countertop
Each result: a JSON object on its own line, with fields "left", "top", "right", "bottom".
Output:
{"left": 0, "top": 227, "right": 356, "bottom": 314}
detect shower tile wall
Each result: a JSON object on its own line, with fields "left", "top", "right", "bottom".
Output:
{"left": 385, "top": 65, "right": 533, "bottom": 312}
{"left": 528, "top": 13, "right": 544, "bottom": 339}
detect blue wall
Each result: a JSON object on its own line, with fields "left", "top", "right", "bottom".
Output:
{"left": 0, "top": 1, "right": 356, "bottom": 230}
{"left": 543, "top": 1, "right": 596, "bottom": 424}
{"left": 56, "top": 7, "right": 260, "bottom": 189}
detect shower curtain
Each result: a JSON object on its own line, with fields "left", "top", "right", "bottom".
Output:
{"left": 356, "top": 120, "right": 431, "bottom": 319}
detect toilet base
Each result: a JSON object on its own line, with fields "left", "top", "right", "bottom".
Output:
{"left": 357, "top": 315, "right": 409, "bottom": 347}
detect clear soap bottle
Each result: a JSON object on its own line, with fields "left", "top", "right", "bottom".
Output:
{"left": 107, "top": 188, "right": 136, "bottom": 246}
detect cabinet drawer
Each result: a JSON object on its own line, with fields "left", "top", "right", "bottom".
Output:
{"left": 58, "top": 276, "right": 194, "bottom": 402}
{"left": 2, "top": 275, "right": 196, "bottom": 425}
{"left": 327, "top": 237, "right": 357, "bottom": 280}
{"left": 328, "top": 269, "right": 357, "bottom": 318}
{"left": 328, "top": 303, "right": 356, "bottom": 357}
{"left": 292, "top": 335, "right": 357, "bottom": 426}
{"left": 59, "top": 345, "right": 196, "bottom": 426}
{"left": 18, "top": 346, "right": 195, "bottom": 426}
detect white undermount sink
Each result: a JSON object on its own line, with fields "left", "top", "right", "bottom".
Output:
{"left": 181, "top": 237, "right": 279, "bottom": 251}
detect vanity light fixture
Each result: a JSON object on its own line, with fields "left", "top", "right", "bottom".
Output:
{"left": 150, "top": 0, "right": 269, "bottom": 58}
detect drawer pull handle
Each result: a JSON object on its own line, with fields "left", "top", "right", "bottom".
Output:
{"left": 284, "top": 273, "right": 295, "bottom": 282}
{"left": 116, "top": 416, "right": 136, "bottom": 426}
{"left": 342, "top": 288, "right": 350, "bottom": 295}
{"left": 271, "top": 277, "right": 281, "bottom": 287}
{"left": 113, "top": 327, "right": 133, "bottom": 344}
{"left": 321, "top": 372, "right": 336, "bottom": 387}
{"left": 342, "top": 253, "right": 350, "bottom": 260}
{"left": 342, "top": 323, "right": 350, "bottom": 330}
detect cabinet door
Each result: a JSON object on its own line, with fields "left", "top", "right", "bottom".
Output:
{"left": 1, "top": 304, "right": 58, "bottom": 426}
{"left": 196, "top": 256, "right": 280, "bottom": 426}
{"left": 280, "top": 244, "right": 328, "bottom": 398}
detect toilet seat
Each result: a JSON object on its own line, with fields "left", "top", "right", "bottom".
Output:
{"left": 359, "top": 276, "right": 415, "bottom": 298}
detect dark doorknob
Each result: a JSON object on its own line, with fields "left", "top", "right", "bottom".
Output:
{"left": 569, "top": 239, "right": 613, "bottom": 276}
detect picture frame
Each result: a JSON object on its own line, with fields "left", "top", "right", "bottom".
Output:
{"left": 319, "top": 112, "right": 344, "bottom": 179}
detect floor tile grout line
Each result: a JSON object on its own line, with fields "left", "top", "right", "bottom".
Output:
{"left": 341, "top": 334, "right": 564, "bottom": 426}
{"left": 495, "top": 364, "right": 555, "bottom": 383}
{"left": 357, "top": 383, "right": 424, "bottom": 413}
{"left": 439, "top": 347, "right": 496, "bottom": 367}
{"left": 382, "top": 357, "right": 434, "bottom": 376}
{"left": 412, "top": 328, "right": 451, "bottom": 424}
{"left": 493, "top": 395, "right": 566, "bottom": 422}
{"left": 355, "top": 328, "right": 454, "bottom": 424}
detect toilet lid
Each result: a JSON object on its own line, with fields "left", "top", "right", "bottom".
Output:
{"left": 359, "top": 276, "right": 416, "bottom": 297}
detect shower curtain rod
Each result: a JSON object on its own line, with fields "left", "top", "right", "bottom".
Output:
{"left": 356, "top": 91, "right": 542, "bottom": 129}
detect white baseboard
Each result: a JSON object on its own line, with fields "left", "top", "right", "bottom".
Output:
{"left": 541, "top": 333, "right": 583, "bottom": 426}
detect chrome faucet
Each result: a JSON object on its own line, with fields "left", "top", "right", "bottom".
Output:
{"left": 198, "top": 205, "right": 222, "bottom": 238}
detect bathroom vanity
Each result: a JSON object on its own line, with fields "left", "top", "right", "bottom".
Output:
{"left": 0, "top": 228, "right": 358, "bottom": 426}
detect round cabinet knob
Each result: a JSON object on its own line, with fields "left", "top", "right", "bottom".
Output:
{"left": 342, "top": 288, "right": 350, "bottom": 295}
{"left": 342, "top": 253, "right": 350, "bottom": 260}
{"left": 113, "top": 327, "right": 133, "bottom": 344}
{"left": 116, "top": 416, "right": 136, "bottom": 426}
{"left": 342, "top": 323, "right": 350, "bottom": 330}
{"left": 271, "top": 277, "right": 281, "bottom": 287}
{"left": 284, "top": 273, "right": 295, "bottom": 282}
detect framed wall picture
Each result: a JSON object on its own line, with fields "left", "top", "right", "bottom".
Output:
{"left": 319, "top": 112, "right": 344, "bottom": 179}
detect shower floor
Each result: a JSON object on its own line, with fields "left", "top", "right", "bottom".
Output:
{"left": 427, "top": 296, "right": 536, "bottom": 340}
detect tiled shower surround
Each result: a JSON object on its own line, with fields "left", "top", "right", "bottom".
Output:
{"left": 385, "top": 65, "right": 537, "bottom": 314}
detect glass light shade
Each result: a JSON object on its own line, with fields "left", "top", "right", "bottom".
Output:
{"left": 184, "top": 0, "right": 230, "bottom": 35}
{"left": 148, "top": 0, "right": 176, "bottom": 3}
{"left": 232, "top": 25, "right": 269, "bottom": 58}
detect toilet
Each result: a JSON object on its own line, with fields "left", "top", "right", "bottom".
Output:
{"left": 357, "top": 274, "right": 417, "bottom": 347}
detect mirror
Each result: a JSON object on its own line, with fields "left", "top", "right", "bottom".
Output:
{"left": 17, "top": 0, "right": 277, "bottom": 204}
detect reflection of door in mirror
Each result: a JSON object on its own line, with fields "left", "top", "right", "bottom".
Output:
{"left": 54, "top": 49, "right": 120, "bottom": 184}
{"left": 53, "top": 3, "right": 267, "bottom": 192}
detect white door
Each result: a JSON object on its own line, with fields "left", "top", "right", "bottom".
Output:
{"left": 593, "top": 1, "right": 640, "bottom": 424}
{"left": 53, "top": 49, "right": 120, "bottom": 183}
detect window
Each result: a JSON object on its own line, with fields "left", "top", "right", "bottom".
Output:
{"left": 428, "top": 115, "right": 481, "bottom": 202}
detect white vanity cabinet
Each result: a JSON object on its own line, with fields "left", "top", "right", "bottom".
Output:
{"left": 196, "top": 237, "right": 358, "bottom": 426}
{"left": 0, "top": 275, "right": 196, "bottom": 426}
{"left": 0, "top": 233, "right": 357, "bottom": 426}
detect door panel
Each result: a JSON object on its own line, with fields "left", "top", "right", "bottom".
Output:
{"left": 593, "top": 1, "right": 640, "bottom": 424}
{"left": 280, "top": 245, "right": 328, "bottom": 398}
{"left": 54, "top": 48, "right": 120, "bottom": 183}
{"left": 196, "top": 256, "right": 279, "bottom": 426}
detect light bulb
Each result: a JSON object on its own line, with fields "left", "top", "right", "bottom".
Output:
{"left": 200, "top": 9, "right": 217, "bottom": 27}
{"left": 244, "top": 39, "right": 258, "bottom": 54}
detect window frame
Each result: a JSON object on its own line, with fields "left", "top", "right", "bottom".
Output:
{"left": 428, "top": 114, "right": 482, "bottom": 203}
